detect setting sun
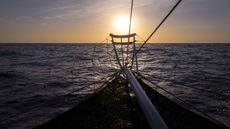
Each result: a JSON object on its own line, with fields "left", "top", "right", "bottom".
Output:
{"left": 114, "top": 16, "right": 130, "bottom": 33}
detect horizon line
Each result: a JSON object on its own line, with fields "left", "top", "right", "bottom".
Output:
{"left": 0, "top": 42, "right": 230, "bottom": 44}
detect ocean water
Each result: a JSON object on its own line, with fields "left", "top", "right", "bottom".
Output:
{"left": 0, "top": 43, "right": 229, "bottom": 129}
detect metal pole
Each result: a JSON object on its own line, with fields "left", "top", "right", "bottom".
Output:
{"left": 112, "top": 43, "right": 122, "bottom": 69}
{"left": 126, "top": 0, "right": 134, "bottom": 64}
{"left": 133, "top": 36, "right": 138, "bottom": 72}
{"left": 123, "top": 66, "right": 169, "bottom": 129}
{"left": 128, "top": 0, "right": 133, "bottom": 36}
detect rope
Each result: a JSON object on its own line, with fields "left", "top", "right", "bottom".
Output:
{"left": 126, "top": 0, "right": 134, "bottom": 67}
{"left": 98, "top": 36, "right": 110, "bottom": 44}
{"left": 136, "top": 34, "right": 146, "bottom": 43}
{"left": 136, "top": 0, "right": 182, "bottom": 55}
{"left": 128, "top": 0, "right": 134, "bottom": 36}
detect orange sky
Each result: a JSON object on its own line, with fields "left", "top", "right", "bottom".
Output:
{"left": 0, "top": 0, "right": 230, "bottom": 43}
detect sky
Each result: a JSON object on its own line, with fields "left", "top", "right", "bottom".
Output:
{"left": 0, "top": 0, "right": 229, "bottom": 43}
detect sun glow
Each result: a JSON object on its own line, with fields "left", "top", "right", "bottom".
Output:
{"left": 114, "top": 16, "right": 130, "bottom": 33}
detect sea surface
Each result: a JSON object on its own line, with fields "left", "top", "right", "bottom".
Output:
{"left": 0, "top": 43, "right": 229, "bottom": 129}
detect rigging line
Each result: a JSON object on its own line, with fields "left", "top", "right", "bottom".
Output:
{"left": 128, "top": 0, "right": 134, "bottom": 36}
{"left": 107, "top": 44, "right": 118, "bottom": 70}
{"left": 131, "top": 0, "right": 182, "bottom": 70}
{"left": 136, "top": 34, "right": 146, "bottom": 42}
{"left": 0, "top": 71, "right": 120, "bottom": 124}
{"left": 98, "top": 36, "right": 110, "bottom": 44}
{"left": 136, "top": 0, "right": 182, "bottom": 54}
{"left": 136, "top": 72, "right": 227, "bottom": 126}
{"left": 126, "top": 0, "right": 134, "bottom": 63}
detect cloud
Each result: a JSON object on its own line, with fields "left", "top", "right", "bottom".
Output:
{"left": 41, "top": 0, "right": 94, "bottom": 21}
{"left": 41, "top": 0, "right": 143, "bottom": 19}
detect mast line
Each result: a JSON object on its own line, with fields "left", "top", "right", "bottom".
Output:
{"left": 126, "top": 0, "right": 134, "bottom": 65}
{"left": 136, "top": 0, "right": 182, "bottom": 53}
{"left": 128, "top": 0, "right": 134, "bottom": 35}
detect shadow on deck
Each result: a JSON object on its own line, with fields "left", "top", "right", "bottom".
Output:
{"left": 34, "top": 75, "right": 229, "bottom": 129}
{"left": 34, "top": 76, "right": 150, "bottom": 129}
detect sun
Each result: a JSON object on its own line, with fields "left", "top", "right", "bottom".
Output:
{"left": 114, "top": 16, "right": 130, "bottom": 33}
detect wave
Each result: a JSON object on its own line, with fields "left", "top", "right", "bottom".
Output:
{"left": 0, "top": 72, "right": 19, "bottom": 78}
{"left": 15, "top": 62, "right": 52, "bottom": 67}
{"left": 0, "top": 44, "right": 229, "bottom": 128}
{"left": 0, "top": 72, "right": 27, "bottom": 80}
{"left": 0, "top": 50, "right": 21, "bottom": 57}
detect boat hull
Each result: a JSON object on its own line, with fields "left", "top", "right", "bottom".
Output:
{"left": 34, "top": 75, "right": 229, "bottom": 129}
